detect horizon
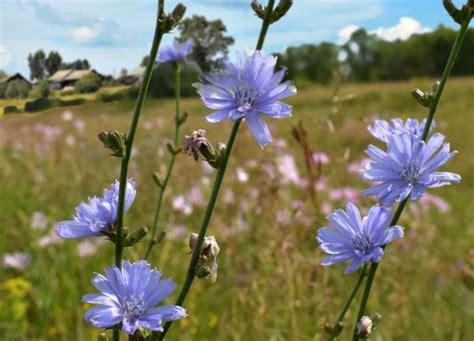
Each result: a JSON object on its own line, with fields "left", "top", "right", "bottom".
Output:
{"left": 0, "top": 1, "right": 459, "bottom": 79}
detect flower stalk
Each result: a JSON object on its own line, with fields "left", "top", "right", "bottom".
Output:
{"left": 156, "top": 1, "right": 276, "bottom": 339}
{"left": 144, "top": 63, "right": 182, "bottom": 259}
{"left": 350, "top": 13, "right": 472, "bottom": 341}
{"left": 113, "top": 0, "right": 166, "bottom": 339}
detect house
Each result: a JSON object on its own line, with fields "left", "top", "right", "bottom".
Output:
{"left": 48, "top": 69, "right": 103, "bottom": 90}
{"left": 120, "top": 66, "right": 145, "bottom": 86}
{"left": 3, "top": 73, "right": 33, "bottom": 89}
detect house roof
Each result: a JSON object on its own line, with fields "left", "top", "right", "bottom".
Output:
{"left": 48, "top": 70, "right": 74, "bottom": 82}
{"left": 48, "top": 69, "right": 103, "bottom": 82}
{"left": 5, "top": 73, "right": 32, "bottom": 85}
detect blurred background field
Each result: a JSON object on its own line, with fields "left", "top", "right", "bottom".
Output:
{"left": 0, "top": 77, "right": 473, "bottom": 340}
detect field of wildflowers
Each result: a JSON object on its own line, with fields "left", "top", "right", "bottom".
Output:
{"left": 1, "top": 76, "right": 473, "bottom": 339}
{"left": 1, "top": 1, "right": 473, "bottom": 340}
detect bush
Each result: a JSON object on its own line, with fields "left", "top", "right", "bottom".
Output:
{"left": 5, "top": 80, "right": 30, "bottom": 99}
{"left": 59, "top": 89, "right": 75, "bottom": 97}
{"left": 0, "top": 82, "right": 7, "bottom": 99}
{"left": 30, "top": 80, "right": 50, "bottom": 99}
{"left": 3, "top": 105, "right": 20, "bottom": 115}
{"left": 24, "top": 98, "right": 55, "bottom": 112}
{"left": 74, "top": 73, "right": 102, "bottom": 94}
{"left": 58, "top": 98, "right": 85, "bottom": 107}
{"left": 148, "top": 64, "right": 200, "bottom": 98}
{"left": 127, "top": 86, "right": 139, "bottom": 100}
{"left": 98, "top": 91, "right": 125, "bottom": 103}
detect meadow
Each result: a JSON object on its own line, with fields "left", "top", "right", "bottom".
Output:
{"left": 0, "top": 78, "right": 473, "bottom": 340}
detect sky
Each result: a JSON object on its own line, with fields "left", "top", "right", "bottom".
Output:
{"left": 0, "top": 0, "right": 464, "bottom": 79}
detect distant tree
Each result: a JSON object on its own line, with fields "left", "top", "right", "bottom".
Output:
{"left": 28, "top": 50, "right": 47, "bottom": 80}
{"left": 5, "top": 80, "right": 30, "bottom": 99}
{"left": 45, "top": 51, "right": 62, "bottom": 76}
{"left": 177, "top": 15, "right": 235, "bottom": 72}
{"left": 0, "top": 70, "right": 7, "bottom": 80}
{"left": 30, "top": 80, "right": 50, "bottom": 98}
{"left": 342, "top": 28, "right": 377, "bottom": 82}
{"left": 0, "top": 82, "right": 7, "bottom": 99}
{"left": 119, "top": 68, "right": 128, "bottom": 78}
{"left": 61, "top": 59, "right": 91, "bottom": 70}
{"left": 140, "top": 56, "right": 150, "bottom": 67}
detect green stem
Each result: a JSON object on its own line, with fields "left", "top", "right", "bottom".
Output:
{"left": 157, "top": 1, "right": 276, "bottom": 340}
{"left": 113, "top": 0, "right": 165, "bottom": 339}
{"left": 144, "top": 64, "right": 181, "bottom": 259}
{"left": 325, "top": 265, "right": 367, "bottom": 341}
{"left": 351, "top": 16, "right": 471, "bottom": 341}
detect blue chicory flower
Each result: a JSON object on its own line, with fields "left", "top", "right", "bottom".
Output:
{"left": 83, "top": 260, "right": 186, "bottom": 334}
{"left": 368, "top": 118, "right": 433, "bottom": 143}
{"left": 56, "top": 179, "right": 136, "bottom": 239}
{"left": 317, "top": 203, "right": 404, "bottom": 273}
{"left": 362, "top": 132, "right": 461, "bottom": 206}
{"left": 194, "top": 51, "right": 297, "bottom": 148}
{"left": 157, "top": 38, "right": 193, "bottom": 64}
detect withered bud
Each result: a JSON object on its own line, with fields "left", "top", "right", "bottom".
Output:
{"left": 251, "top": 0, "right": 293, "bottom": 23}
{"left": 166, "top": 142, "right": 182, "bottom": 155}
{"left": 98, "top": 130, "right": 127, "bottom": 158}
{"left": 183, "top": 129, "right": 224, "bottom": 169}
{"left": 189, "top": 233, "right": 220, "bottom": 283}
{"left": 161, "top": 3, "right": 187, "bottom": 33}
{"left": 171, "top": 3, "right": 187, "bottom": 22}
{"left": 323, "top": 321, "right": 344, "bottom": 337}
{"left": 356, "top": 316, "right": 373, "bottom": 339}
{"left": 411, "top": 88, "right": 432, "bottom": 108}
{"left": 443, "top": 0, "right": 470, "bottom": 24}
{"left": 152, "top": 172, "right": 164, "bottom": 188}
{"left": 177, "top": 111, "right": 189, "bottom": 126}
{"left": 251, "top": 0, "right": 266, "bottom": 19}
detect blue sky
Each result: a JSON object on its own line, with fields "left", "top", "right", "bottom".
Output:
{"left": 0, "top": 0, "right": 463, "bottom": 79}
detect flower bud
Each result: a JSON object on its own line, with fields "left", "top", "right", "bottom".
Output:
{"left": 272, "top": 0, "right": 293, "bottom": 23}
{"left": 443, "top": 0, "right": 471, "bottom": 24}
{"left": 356, "top": 316, "right": 373, "bottom": 339}
{"left": 98, "top": 130, "right": 127, "bottom": 158}
{"left": 251, "top": 0, "right": 267, "bottom": 20}
{"left": 124, "top": 226, "right": 148, "bottom": 247}
{"left": 411, "top": 88, "right": 431, "bottom": 108}
{"left": 178, "top": 111, "right": 189, "bottom": 126}
{"left": 189, "top": 233, "right": 220, "bottom": 283}
{"left": 323, "top": 321, "right": 344, "bottom": 337}
{"left": 152, "top": 172, "right": 164, "bottom": 188}
{"left": 166, "top": 142, "right": 182, "bottom": 156}
{"left": 161, "top": 3, "right": 186, "bottom": 33}
{"left": 183, "top": 129, "right": 223, "bottom": 169}
{"left": 171, "top": 3, "right": 187, "bottom": 23}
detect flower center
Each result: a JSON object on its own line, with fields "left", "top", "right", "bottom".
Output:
{"left": 400, "top": 162, "right": 420, "bottom": 183}
{"left": 234, "top": 85, "right": 259, "bottom": 113}
{"left": 352, "top": 234, "right": 371, "bottom": 254}
{"left": 123, "top": 296, "right": 146, "bottom": 319}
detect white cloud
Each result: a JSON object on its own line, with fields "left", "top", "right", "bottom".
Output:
{"left": 69, "top": 25, "right": 101, "bottom": 42}
{"left": 338, "top": 25, "right": 360, "bottom": 44}
{"left": 0, "top": 44, "right": 13, "bottom": 68}
{"left": 338, "top": 17, "right": 431, "bottom": 45}
{"left": 372, "top": 17, "right": 431, "bottom": 42}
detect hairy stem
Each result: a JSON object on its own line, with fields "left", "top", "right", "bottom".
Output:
{"left": 351, "top": 15, "right": 471, "bottom": 341}
{"left": 113, "top": 0, "right": 165, "bottom": 339}
{"left": 157, "top": 1, "right": 276, "bottom": 339}
{"left": 144, "top": 64, "right": 181, "bottom": 259}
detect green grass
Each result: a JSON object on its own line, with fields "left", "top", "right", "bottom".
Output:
{"left": 0, "top": 78, "right": 473, "bottom": 340}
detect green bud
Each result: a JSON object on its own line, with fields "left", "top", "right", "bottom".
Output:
{"left": 251, "top": 0, "right": 266, "bottom": 20}
{"left": 323, "top": 321, "right": 343, "bottom": 337}
{"left": 443, "top": 0, "right": 469, "bottom": 24}
{"left": 178, "top": 111, "right": 189, "bottom": 126}
{"left": 152, "top": 172, "right": 164, "bottom": 188}
{"left": 171, "top": 3, "right": 187, "bottom": 23}
{"left": 272, "top": 0, "right": 293, "bottom": 23}
{"left": 411, "top": 88, "right": 431, "bottom": 108}
{"left": 98, "top": 130, "right": 126, "bottom": 158}
{"left": 166, "top": 142, "right": 181, "bottom": 155}
{"left": 124, "top": 226, "right": 148, "bottom": 247}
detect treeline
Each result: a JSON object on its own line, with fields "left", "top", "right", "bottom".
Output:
{"left": 275, "top": 25, "right": 474, "bottom": 84}
{"left": 28, "top": 50, "right": 91, "bottom": 81}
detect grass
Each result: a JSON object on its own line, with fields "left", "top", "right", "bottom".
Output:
{"left": 0, "top": 78, "right": 473, "bottom": 340}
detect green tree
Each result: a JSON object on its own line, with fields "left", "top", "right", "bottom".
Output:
{"left": 177, "top": 15, "right": 235, "bottom": 72}
{"left": 0, "top": 70, "right": 7, "bottom": 80}
{"left": 30, "top": 80, "right": 50, "bottom": 98}
{"left": 45, "top": 51, "right": 62, "bottom": 76}
{"left": 28, "top": 50, "right": 46, "bottom": 80}
{"left": 5, "top": 80, "right": 30, "bottom": 99}
{"left": 74, "top": 73, "right": 102, "bottom": 93}
{"left": 61, "top": 59, "right": 91, "bottom": 70}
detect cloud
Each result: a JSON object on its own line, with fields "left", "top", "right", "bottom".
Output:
{"left": 69, "top": 26, "right": 101, "bottom": 42}
{"left": 0, "top": 45, "right": 13, "bottom": 68}
{"left": 338, "top": 25, "right": 359, "bottom": 44}
{"left": 338, "top": 17, "right": 431, "bottom": 45}
{"left": 372, "top": 17, "right": 431, "bottom": 42}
